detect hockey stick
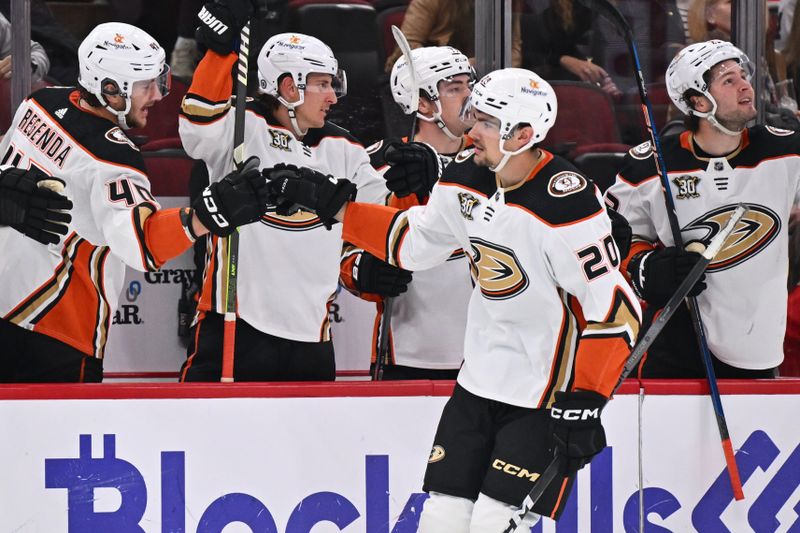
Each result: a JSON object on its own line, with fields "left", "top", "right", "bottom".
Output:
{"left": 221, "top": 19, "right": 252, "bottom": 383}
{"left": 575, "top": 0, "right": 744, "bottom": 501}
{"left": 373, "top": 25, "right": 420, "bottom": 381}
{"left": 503, "top": 204, "right": 748, "bottom": 532}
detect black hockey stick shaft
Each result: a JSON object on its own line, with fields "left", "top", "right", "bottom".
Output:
{"left": 576, "top": 0, "right": 744, "bottom": 501}
{"left": 503, "top": 204, "right": 746, "bottom": 532}
{"left": 375, "top": 26, "right": 420, "bottom": 381}
{"left": 221, "top": 20, "right": 252, "bottom": 383}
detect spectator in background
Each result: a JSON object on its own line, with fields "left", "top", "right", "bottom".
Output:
{"left": 170, "top": 0, "right": 204, "bottom": 79}
{"left": 0, "top": 0, "right": 79, "bottom": 85}
{"left": 687, "top": 0, "right": 731, "bottom": 42}
{"left": 0, "top": 12, "right": 49, "bottom": 83}
{"left": 384, "top": 0, "right": 523, "bottom": 72}
{"left": 522, "top": 0, "right": 620, "bottom": 96}
{"left": 777, "top": 0, "right": 797, "bottom": 50}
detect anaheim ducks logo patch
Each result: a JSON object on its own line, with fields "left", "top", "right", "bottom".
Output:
{"left": 629, "top": 140, "right": 653, "bottom": 160}
{"left": 454, "top": 147, "right": 475, "bottom": 163}
{"left": 468, "top": 237, "right": 529, "bottom": 300}
{"left": 765, "top": 125, "right": 795, "bottom": 137}
{"left": 105, "top": 127, "right": 138, "bottom": 150}
{"left": 428, "top": 445, "right": 446, "bottom": 463}
{"left": 683, "top": 204, "right": 780, "bottom": 272}
{"left": 548, "top": 171, "right": 587, "bottom": 197}
{"left": 260, "top": 208, "right": 324, "bottom": 231}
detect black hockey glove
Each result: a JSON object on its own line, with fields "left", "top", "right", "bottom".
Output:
{"left": 352, "top": 251, "right": 412, "bottom": 297}
{"left": 627, "top": 246, "right": 707, "bottom": 307}
{"left": 196, "top": 0, "right": 252, "bottom": 55}
{"left": 0, "top": 167, "right": 72, "bottom": 245}
{"left": 607, "top": 207, "right": 632, "bottom": 259}
{"left": 550, "top": 390, "right": 608, "bottom": 475}
{"left": 383, "top": 141, "right": 442, "bottom": 199}
{"left": 265, "top": 163, "right": 357, "bottom": 230}
{"left": 192, "top": 156, "right": 270, "bottom": 237}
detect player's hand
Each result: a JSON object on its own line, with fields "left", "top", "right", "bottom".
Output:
{"left": 550, "top": 390, "right": 607, "bottom": 475}
{"left": 193, "top": 156, "right": 269, "bottom": 236}
{"left": 607, "top": 207, "right": 631, "bottom": 259}
{"left": 383, "top": 141, "right": 442, "bottom": 198}
{"left": 352, "top": 251, "right": 412, "bottom": 297}
{"left": 265, "top": 164, "right": 356, "bottom": 230}
{"left": 627, "top": 246, "right": 707, "bottom": 307}
{"left": 196, "top": 0, "right": 252, "bottom": 55}
{"left": 0, "top": 166, "right": 72, "bottom": 245}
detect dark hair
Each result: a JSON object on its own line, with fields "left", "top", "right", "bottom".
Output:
{"left": 256, "top": 92, "right": 282, "bottom": 112}
{"left": 78, "top": 86, "right": 102, "bottom": 108}
{"left": 680, "top": 88, "right": 705, "bottom": 132}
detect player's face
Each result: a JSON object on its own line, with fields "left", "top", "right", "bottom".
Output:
{"left": 707, "top": 59, "right": 756, "bottom": 129}
{"left": 126, "top": 66, "right": 171, "bottom": 128}
{"left": 297, "top": 73, "right": 338, "bottom": 129}
{"left": 468, "top": 110, "right": 503, "bottom": 167}
{"left": 436, "top": 74, "right": 473, "bottom": 136}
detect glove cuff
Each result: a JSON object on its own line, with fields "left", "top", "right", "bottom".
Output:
{"left": 626, "top": 249, "right": 653, "bottom": 300}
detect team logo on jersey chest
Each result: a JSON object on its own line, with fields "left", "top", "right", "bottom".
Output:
{"left": 548, "top": 171, "right": 587, "bottom": 197}
{"left": 458, "top": 192, "right": 480, "bottom": 220}
{"left": 105, "top": 127, "right": 138, "bottom": 150}
{"left": 766, "top": 125, "right": 794, "bottom": 136}
{"left": 269, "top": 129, "right": 292, "bottom": 151}
{"left": 673, "top": 175, "right": 701, "bottom": 199}
{"left": 468, "top": 237, "right": 529, "bottom": 300}
{"left": 682, "top": 204, "right": 780, "bottom": 272}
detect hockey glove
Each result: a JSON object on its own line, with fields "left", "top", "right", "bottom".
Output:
{"left": 550, "top": 390, "right": 608, "bottom": 475}
{"left": 627, "top": 246, "right": 707, "bottom": 307}
{"left": 383, "top": 141, "right": 442, "bottom": 199}
{"left": 265, "top": 164, "right": 357, "bottom": 229}
{"left": 607, "top": 207, "right": 632, "bottom": 259}
{"left": 0, "top": 167, "right": 72, "bottom": 245}
{"left": 352, "top": 251, "right": 412, "bottom": 297}
{"left": 192, "top": 156, "right": 270, "bottom": 237}
{"left": 196, "top": 0, "right": 252, "bottom": 55}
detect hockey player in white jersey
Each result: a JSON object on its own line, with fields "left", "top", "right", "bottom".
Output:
{"left": 605, "top": 40, "right": 800, "bottom": 378}
{"left": 340, "top": 46, "right": 476, "bottom": 379}
{"left": 180, "top": 0, "right": 437, "bottom": 381}
{"left": 0, "top": 22, "right": 272, "bottom": 383}
{"left": 266, "top": 68, "right": 642, "bottom": 531}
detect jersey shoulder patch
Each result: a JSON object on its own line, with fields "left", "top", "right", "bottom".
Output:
{"left": 628, "top": 140, "right": 653, "bottom": 160}
{"left": 507, "top": 155, "right": 602, "bottom": 225}
{"left": 439, "top": 151, "right": 496, "bottom": 198}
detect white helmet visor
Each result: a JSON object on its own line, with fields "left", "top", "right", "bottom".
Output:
{"left": 303, "top": 68, "right": 347, "bottom": 98}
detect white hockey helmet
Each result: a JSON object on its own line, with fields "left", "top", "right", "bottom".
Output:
{"left": 257, "top": 33, "right": 346, "bottom": 136}
{"left": 666, "top": 40, "right": 753, "bottom": 134}
{"left": 460, "top": 68, "right": 557, "bottom": 172}
{"left": 390, "top": 46, "right": 476, "bottom": 140}
{"left": 78, "top": 22, "right": 170, "bottom": 129}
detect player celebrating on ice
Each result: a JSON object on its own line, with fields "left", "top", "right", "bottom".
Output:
{"left": 605, "top": 40, "right": 800, "bottom": 378}
{"left": 340, "top": 46, "right": 476, "bottom": 380}
{"left": 266, "top": 68, "right": 641, "bottom": 531}
{"left": 179, "top": 0, "right": 438, "bottom": 381}
{"left": 0, "top": 22, "right": 272, "bottom": 382}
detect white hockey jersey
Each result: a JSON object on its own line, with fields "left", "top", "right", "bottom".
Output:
{"left": 342, "top": 148, "right": 641, "bottom": 407}
{"left": 605, "top": 128, "right": 800, "bottom": 370}
{"left": 340, "top": 138, "right": 472, "bottom": 370}
{"left": 179, "top": 51, "right": 389, "bottom": 342}
{"left": 0, "top": 87, "right": 192, "bottom": 358}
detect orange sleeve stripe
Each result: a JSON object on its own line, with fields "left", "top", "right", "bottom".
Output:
{"left": 143, "top": 208, "right": 194, "bottom": 267}
{"left": 187, "top": 51, "right": 237, "bottom": 102}
{"left": 342, "top": 202, "right": 402, "bottom": 262}
{"left": 572, "top": 336, "right": 631, "bottom": 397}
{"left": 389, "top": 194, "right": 424, "bottom": 209}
